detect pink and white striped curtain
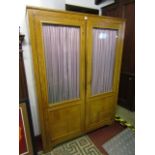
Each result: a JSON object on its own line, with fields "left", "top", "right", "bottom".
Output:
{"left": 42, "top": 24, "right": 80, "bottom": 103}
{"left": 92, "top": 29, "right": 117, "bottom": 95}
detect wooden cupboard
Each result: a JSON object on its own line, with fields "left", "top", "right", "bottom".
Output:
{"left": 27, "top": 6, "right": 125, "bottom": 152}
{"left": 101, "top": 0, "right": 135, "bottom": 111}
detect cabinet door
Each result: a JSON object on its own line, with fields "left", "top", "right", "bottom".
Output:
{"left": 86, "top": 17, "right": 125, "bottom": 131}
{"left": 28, "top": 8, "right": 86, "bottom": 151}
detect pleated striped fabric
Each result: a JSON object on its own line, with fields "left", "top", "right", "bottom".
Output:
{"left": 42, "top": 24, "right": 80, "bottom": 104}
{"left": 92, "top": 29, "right": 117, "bottom": 96}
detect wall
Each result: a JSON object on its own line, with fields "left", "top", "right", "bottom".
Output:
{"left": 19, "top": 0, "right": 65, "bottom": 136}
{"left": 19, "top": 0, "right": 114, "bottom": 136}
{"left": 66, "top": 0, "right": 114, "bottom": 15}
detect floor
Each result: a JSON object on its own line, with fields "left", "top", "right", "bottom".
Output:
{"left": 35, "top": 105, "right": 135, "bottom": 155}
{"left": 116, "top": 105, "right": 135, "bottom": 126}
{"left": 88, "top": 122, "right": 125, "bottom": 155}
{"left": 36, "top": 121, "right": 126, "bottom": 155}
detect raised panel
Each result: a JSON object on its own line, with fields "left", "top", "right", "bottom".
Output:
{"left": 48, "top": 104, "right": 81, "bottom": 141}
{"left": 118, "top": 73, "right": 135, "bottom": 111}
{"left": 122, "top": 2, "right": 135, "bottom": 73}
{"left": 87, "top": 96, "right": 115, "bottom": 126}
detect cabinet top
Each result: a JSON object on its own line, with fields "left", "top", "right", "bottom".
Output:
{"left": 26, "top": 5, "right": 125, "bottom": 22}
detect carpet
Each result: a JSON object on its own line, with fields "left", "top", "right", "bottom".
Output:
{"left": 102, "top": 128, "right": 135, "bottom": 155}
{"left": 42, "top": 135, "right": 103, "bottom": 155}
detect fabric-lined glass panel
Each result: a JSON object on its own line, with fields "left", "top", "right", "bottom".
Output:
{"left": 42, "top": 24, "right": 80, "bottom": 104}
{"left": 92, "top": 28, "right": 117, "bottom": 95}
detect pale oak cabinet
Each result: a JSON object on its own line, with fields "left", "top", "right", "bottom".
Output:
{"left": 27, "top": 6, "right": 125, "bottom": 152}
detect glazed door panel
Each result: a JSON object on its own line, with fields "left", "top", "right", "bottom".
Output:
{"left": 91, "top": 28, "right": 117, "bottom": 95}
{"left": 42, "top": 25, "right": 80, "bottom": 104}
{"left": 86, "top": 17, "right": 125, "bottom": 131}
{"left": 27, "top": 9, "right": 86, "bottom": 151}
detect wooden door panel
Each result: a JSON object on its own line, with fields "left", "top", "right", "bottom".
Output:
{"left": 48, "top": 104, "right": 82, "bottom": 141}
{"left": 85, "top": 17, "right": 125, "bottom": 131}
{"left": 87, "top": 96, "right": 115, "bottom": 127}
{"left": 27, "top": 8, "right": 86, "bottom": 152}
